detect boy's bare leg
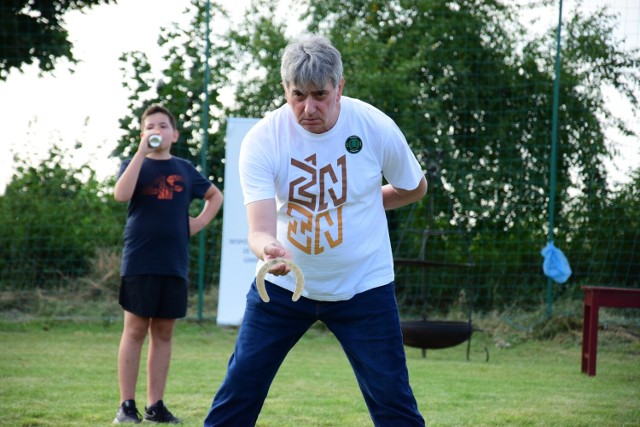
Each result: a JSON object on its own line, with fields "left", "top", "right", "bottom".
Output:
{"left": 147, "top": 317, "right": 176, "bottom": 405}
{"left": 118, "top": 311, "right": 150, "bottom": 402}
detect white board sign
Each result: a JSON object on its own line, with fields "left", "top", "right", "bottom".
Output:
{"left": 217, "top": 117, "right": 260, "bottom": 326}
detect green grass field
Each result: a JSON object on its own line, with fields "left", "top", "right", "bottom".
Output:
{"left": 0, "top": 319, "right": 638, "bottom": 427}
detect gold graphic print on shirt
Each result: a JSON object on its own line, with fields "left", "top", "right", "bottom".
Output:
{"left": 288, "top": 154, "right": 347, "bottom": 255}
{"left": 141, "top": 175, "right": 185, "bottom": 200}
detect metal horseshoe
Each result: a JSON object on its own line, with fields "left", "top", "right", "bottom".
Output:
{"left": 255, "top": 258, "right": 305, "bottom": 303}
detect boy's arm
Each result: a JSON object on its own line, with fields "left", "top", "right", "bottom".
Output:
{"left": 189, "top": 184, "right": 223, "bottom": 236}
{"left": 113, "top": 151, "right": 149, "bottom": 202}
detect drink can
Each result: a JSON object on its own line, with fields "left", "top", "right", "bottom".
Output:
{"left": 148, "top": 135, "right": 162, "bottom": 148}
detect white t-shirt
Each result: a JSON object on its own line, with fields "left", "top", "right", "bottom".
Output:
{"left": 239, "top": 96, "right": 424, "bottom": 301}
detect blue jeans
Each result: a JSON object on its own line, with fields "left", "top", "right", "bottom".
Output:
{"left": 203, "top": 281, "right": 425, "bottom": 427}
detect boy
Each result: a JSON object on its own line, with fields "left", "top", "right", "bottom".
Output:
{"left": 113, "top": 104, "right": 223, "bottom": 424}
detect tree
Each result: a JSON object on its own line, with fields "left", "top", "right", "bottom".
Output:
{"left": 111, "top": 0, "right": 639, "bottom": 310}
{"left": 566, "top": 167, "right": 640, "bottom": 288}
{"left": 0, "top": 143, "right": 123, "bottom": 289}
{"left": 112, "top": 1, "right": 230, "bottom": 176}
{"left": 111, "top": 0, "right": 236, "bottom": 287}
{"left": 0, "top": 0, "right": 116, "bottom": 80}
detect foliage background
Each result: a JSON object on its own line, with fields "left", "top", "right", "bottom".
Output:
{"left": 0, "top": 0, "right": 638, "bottom": 326}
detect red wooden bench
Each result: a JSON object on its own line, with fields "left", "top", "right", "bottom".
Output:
{"left": 581, "top": 286, "right": 640, "bottom": 376}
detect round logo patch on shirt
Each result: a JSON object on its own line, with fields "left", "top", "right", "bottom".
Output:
{"left": 345, "top": 135, "right": 363, "bottom": 154}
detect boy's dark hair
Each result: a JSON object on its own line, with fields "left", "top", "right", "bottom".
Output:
{"left": 141, "top": 104, "right": 177, "bottom": 130}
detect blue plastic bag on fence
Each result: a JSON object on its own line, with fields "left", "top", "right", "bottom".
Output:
{"left": 540, "top": 241, "right": 572, "bottom": 284}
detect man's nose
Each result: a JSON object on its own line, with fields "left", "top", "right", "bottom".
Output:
{"left": 304, "top": 98, "right": 316, "bottom": 114}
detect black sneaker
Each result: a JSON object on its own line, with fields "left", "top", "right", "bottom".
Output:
{"left": 113, "top": 399, "right": 142, "bottom": 424}
{"left": 144, "top": 400, "right": 181, "bottom": 424}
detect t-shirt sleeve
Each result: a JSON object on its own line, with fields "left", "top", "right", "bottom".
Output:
{"left": 189, "top": 164, "right": 213, "bottom": 199}
{"left": 238, "top": 122, "right": 277, "bottom": 205}
{"left": 381, "top": 121, "right": 424, "bottom": 190}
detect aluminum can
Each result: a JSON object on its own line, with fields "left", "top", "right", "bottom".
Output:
{"left": 148, "top": 135, "right": 162, "bottom": 148}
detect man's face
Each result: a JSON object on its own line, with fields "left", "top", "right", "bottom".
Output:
{"left": 283, "top": 78, "right": 344, "bottom": 134}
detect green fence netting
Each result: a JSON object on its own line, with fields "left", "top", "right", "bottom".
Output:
{"left": 0, "top": 0, "right": 638, "bottom": 324}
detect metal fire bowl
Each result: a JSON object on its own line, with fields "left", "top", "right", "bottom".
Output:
{"left": 401, "top": 320, "right": 474, "bottom": 350}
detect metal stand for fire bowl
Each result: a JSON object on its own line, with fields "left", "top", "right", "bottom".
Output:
{"left": 394, "top": 229, "right": 489, "bottom": 362}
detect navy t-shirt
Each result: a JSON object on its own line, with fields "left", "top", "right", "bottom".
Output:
{"left": 118, "top": 156, "right": 212, "bottom": 281}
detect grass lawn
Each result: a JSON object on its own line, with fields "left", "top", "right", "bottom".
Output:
{"left": 0, "top": 318, "right": 638, "bottom": 426}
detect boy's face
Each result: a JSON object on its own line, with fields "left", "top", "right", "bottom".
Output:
{"left": 141, "top": 112, "right": 179, "bottom": 145}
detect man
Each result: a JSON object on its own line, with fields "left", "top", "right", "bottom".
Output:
{"left": 204, "top": 34, "right": 427, "bottom": 426}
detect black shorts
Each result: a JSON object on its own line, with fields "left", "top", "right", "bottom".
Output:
{"left": 119, "top": 275, "right": 188, "bottom": 318}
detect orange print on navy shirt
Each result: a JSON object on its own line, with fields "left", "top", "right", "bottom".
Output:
{"left": 141, "top": 175, "right": 185, "bottom": 200}
{"left": 288, "top": 154, "right": 347, "bottom": 255}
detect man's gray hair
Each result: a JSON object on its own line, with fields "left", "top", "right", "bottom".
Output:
{"left": 280, "top": 34, "right": 343, "bottom": 92}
